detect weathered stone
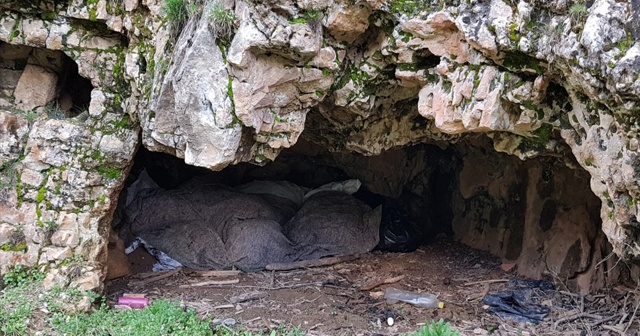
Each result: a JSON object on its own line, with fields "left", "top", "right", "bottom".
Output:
{"left": 13, "top": 64, "right": 58, "bottom": 110}
{"left": 146, "top": 13, "right": 241, "bottom": 170}
{"left": 0, "top": 42, "right": 31, "bottom": 59}
{"left": 0, "top": 69, "right": 22, "bottom": 93}
{"left": 325, "top": 1, "right": 372, "bottom": 43}
{"left": 0, "top": 224, "right": 13, "bottom": 246}
{"left": 0, "top": 111, "right": 29, "bottom": 165}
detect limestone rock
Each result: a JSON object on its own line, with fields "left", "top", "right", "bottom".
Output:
{"left": 0, "top": 111, "right": 28, "bottom": 165}
{"left": 13, "top": 64, "right": 58, "bottom": 110}
{"left": 146, "top": 14, "right": 241, "bottom": 170}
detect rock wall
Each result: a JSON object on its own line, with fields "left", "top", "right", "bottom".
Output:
{"left": 0, "top": 0, "right": 640, "bottom": 291}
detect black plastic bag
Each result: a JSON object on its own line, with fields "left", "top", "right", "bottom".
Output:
{"left": 483, "top": 278, "right": 554, "bottom": 324}
{"left": 378, "top": 201, "right": 424, "bottom": 252}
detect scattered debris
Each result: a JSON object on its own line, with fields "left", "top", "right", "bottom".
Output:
{"left": 229, "top": 291, "right": 268, "bottom": 304}
{"left": 116, "top": 294, "right": 149, "bottom": 309}
{"left": 384, "top": 287, "right": 442, "bottom": 309}
{"left": 179, "top": 279, "right": 240, "bottom": 288}
{"left": 265, "top": 254, "right": 361, "bottom": 271}
{"left": 482, "top": 279, "right": 554, "bottom": 324}
{"left": 359, "top": 275, "right": 405, "bottom": 291}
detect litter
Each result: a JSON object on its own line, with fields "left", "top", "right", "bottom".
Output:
{"left": 117, "top": 294, "right": 150, "bottom": 309}
{"left": 482, "top": 278, "right": 554, "bottom": 324}
{"left": 384, "top": 287, "right": 443, "bottom": 309}
{"left": 378, "top": 200, "right": 424, "bottom": 252}
{"left": 125, "top": 237, "right": 183, "bottom": 272}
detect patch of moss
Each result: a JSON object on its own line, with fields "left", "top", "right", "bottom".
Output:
{"left": 0, "top": 242, "right": 27, "bottom": 252}
{"left": 97, "top": 166, "right": 121, "bottom": 180}
{"left": 501, "top": 51, "right": 545, "bottom": 74}
{"left": 9, "top": 21, "right": 20, "bottom": 42}
{"left": 509, "top": 22, "right": 519, "bottom": 44}
{"left": 518, "top": 123, "right": 553, "bottom": 152}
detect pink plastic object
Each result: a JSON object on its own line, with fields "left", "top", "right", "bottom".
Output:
{"left": 117, "top": 296, "right": 150, "bottom": 309}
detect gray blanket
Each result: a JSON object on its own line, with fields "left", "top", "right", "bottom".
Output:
{"left": 120, "top": 172, "right": 381, "bottom": 271}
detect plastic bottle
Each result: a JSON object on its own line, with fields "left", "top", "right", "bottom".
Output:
{"left": 384, "top": 287, "right": 444, "bottom": 309}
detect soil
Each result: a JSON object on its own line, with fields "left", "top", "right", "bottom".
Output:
{"left": 106, "top": 237, "right": 640, "bottom": 336}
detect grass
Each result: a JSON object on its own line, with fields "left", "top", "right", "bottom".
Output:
{"left": 403, "top": 319, "right": 462, "bottom": 336}
{"left": 209, "top": 0, "right": 235, "bottom": 39}
{"left": 1, "top": 267, "right": 459, "bottom": 335}
{"left": 164, "top": 0, "right": 189, "bottom": 27}
{"left": 569, "top": 2, "right": 587, "bottom": 21}
{"left": 0, "top": 265, "right": 305, "bottom": 335}
{"left": 45, "top": 102, "right": 67, "bottom": 120}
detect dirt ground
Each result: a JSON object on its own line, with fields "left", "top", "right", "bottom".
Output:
{"left": 106, "top": 238, "right": 640, "bottom": 336}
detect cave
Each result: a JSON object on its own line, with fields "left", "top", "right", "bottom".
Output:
{"left": 0, "top": 42, "right": 93, "bottom": 118}
{"left": 107, "top": 133, "right": 623, "bottom": 294}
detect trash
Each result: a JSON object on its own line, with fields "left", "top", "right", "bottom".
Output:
{"left": 482, "top": 278, "right": 554, "bottom": 324}
{"left": 482, "top": 290, "right": 550, "bottom": 324}
{"left": 117, "top": 294, "right": 150, "bottom": 309}
{"left": 384, "top": 287, "right": 442, "bottom": 309}
{"left": 385, "top": 310, "right": 395, "bottom": 326}
{"left": 125, "top": 237, "right": 183, "bottom": 272}
{"left": 211, "top": 318, "right": 236, "bottom": 327}
{"left": 378, "top": 200, "right": 424, "bottom": 252}
{"left": 229, "top": 291, "right": 268, "bottom": 304}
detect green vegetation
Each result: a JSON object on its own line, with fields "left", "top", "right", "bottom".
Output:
{"left": 209, "top": 0, "right": 236, "bottom": 39}
{"left": 44, "top": 102, "right": 67, "bottom": 120}
{"left": 0, "top": 159, "right": 19, "bottom": 189}
{"left": 389, "top": 0, "right": 431, "bottom": 15}
{"left": 518, "top": 123, "right": 554, "bottom": 152}
{"left": 403, "top": 319, "right": 461, "bottom": 336}
{"left": 52, "top": 300, "right": 213, "bottom": 335}
{"left": 0, "top": 227, "right": 27, "bottom": 252}
{"left": 164, "top": 0, "right": 190, "bottom": 27}
{"left": 501, "top": 51, "right": 545, "bottom": 74}
{"left": 569, "top": 2, "right": 587, "bottom": 21}
{"left": 97, "top": 166, "right": 122, "bottom": 180}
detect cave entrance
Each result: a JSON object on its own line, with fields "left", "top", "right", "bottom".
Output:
{"left": 0, "top": 42, "right": 93, "bottom": 118}
{"left": 105, "top": 135, "right": 624, "bottom": 333}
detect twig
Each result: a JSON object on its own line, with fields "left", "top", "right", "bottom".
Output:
{"left": 588, "top": 314, "right": 619, "bottom": 328}
{"left": 129, "top": 268, "right": 181, "bottom": 286}
{"left": 463, "top": 279, "right": 509, "bottom": 286}
{"left": 265, "top": 254, "right": 361, "bottom": 271}
{"left": 179, "top": 279, "right": 240, "bottom": 288}
{"left": 624, "top": 300, "right": 640, "bottom": 333}
{"left": 602, "top": 325, "right": 625, "bottom": 335}
{"left": 185, "top": 270, "right": 241, "bottom": 277}
{"left": 554, "top": 313, "right": 603, "bottom": 328}
{"left": 359, "top": 275, "right": 405, "bottom": 291}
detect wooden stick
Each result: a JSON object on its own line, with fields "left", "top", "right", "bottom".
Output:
{"left": 554, "top": 313, "right": 603, "bottom": 328}
{"left": 130, "top": 268, "right": 181, "bottom": 286}
{"left": 624, "top": 300, "right": 640, "bottom": 333}
{"left": 463, "top": 279, "right": 509, "bottom": 286}
{"left": 359, "top": 275, "right": 405, "bottom": 291}
{"left": 265, "top": 254, "right": 361, "bottom": 271}
{"left": 185, "top": 270, "right": 241, "bottom": 277}
{"left": 588, "top": 314, "right": 619, "bottom": 328}
{"left": 179, "top": 278, "right": 240, "bottom": 288}
{"left": 602, "top": 325, "right": 625, "bottom": 335}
